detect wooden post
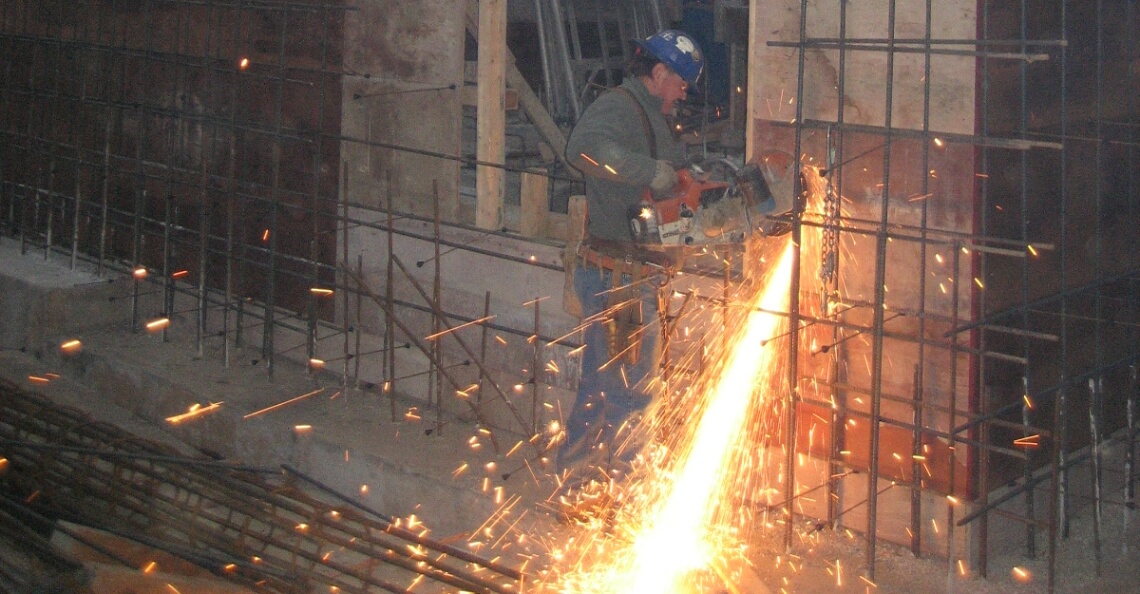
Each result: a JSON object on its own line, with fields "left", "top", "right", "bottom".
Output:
{"left": 476, "top": 0, "right": 506, "bottom": 230}
{"left": 519, "top": 168, "right": 549, "bottom": 237}
{"left": 466, "top": 0, "right": 572, "bottom": 171}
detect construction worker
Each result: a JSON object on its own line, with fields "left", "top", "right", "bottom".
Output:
{"left": 556, "top": 29, "right": 704, "bottom": 497}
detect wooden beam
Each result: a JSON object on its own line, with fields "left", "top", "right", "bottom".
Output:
{"left": 476, "top": 0, "right": 506, "bottom": 229}
{"left": 461, "top": 82, "right": 518, "bottom": 110}
{"left": 466, "top": 0, "right": 572, "bottom": 170}
{"left": 519, "top": 168, "right": 549, "bottom": 237}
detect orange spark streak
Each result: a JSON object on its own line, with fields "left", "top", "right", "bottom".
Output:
{"left": 165, "top": 402, "right": 223, "bottom": 424}
{"left": 243, "top": 388, "right": 325, "bottom": 419}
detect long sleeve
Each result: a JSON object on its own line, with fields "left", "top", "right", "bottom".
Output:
{"left": 564, "top": 79, "right": 682, "bottom": 242}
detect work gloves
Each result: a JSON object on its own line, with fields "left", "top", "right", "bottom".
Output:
{"left": 649, "top": 159, "right": 678, "bottom": 195}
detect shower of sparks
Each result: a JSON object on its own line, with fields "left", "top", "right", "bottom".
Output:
{"left": 543, "top": 243, "right": 796, "bottom": 593}
{"left": 522, "top": 165, "right": 847, "bottom": 593}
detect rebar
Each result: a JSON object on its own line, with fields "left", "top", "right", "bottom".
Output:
{"left": 0, "top": 379, "right": 521, "bottom": 594}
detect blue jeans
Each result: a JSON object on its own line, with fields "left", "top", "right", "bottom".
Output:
{"left": 557, "top": 263, "right": 663, "bottom": 486}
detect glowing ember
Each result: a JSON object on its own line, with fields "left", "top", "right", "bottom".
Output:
{"left": 60, "top": 339, "right": 82, "bottom": 353}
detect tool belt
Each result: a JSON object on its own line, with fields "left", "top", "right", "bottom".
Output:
{"left": 576, "top": 237, "right": 675, "bottom": 277}
{"left": 576, "top": 238, "right": 675, "bottom": 367}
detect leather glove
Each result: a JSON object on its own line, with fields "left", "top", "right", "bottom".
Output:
{"left": 649, "top": 160, "right": 678, "bottom": 195}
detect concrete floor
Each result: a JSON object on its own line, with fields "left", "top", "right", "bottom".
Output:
{"left": 3, "top": 239, "right": 1138, "bottom": 593}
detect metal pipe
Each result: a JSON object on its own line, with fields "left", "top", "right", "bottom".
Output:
{"left": 547, "top": 0, "right": 581, "bottom": 121}
{"left": 532, "top": 0, "right": 555, "bottom": 115}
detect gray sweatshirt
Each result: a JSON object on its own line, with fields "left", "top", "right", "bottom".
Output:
{"left": 565, "top": 77, "right": 684, "bottom": 242}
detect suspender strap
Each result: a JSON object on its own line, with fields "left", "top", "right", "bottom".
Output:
{"left": 613, "top": 87, "right": 657, "bottom": 160}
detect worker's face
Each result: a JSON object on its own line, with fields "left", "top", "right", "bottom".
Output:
{"left": 648, "top": 63, "right": 689, "bottom": 116}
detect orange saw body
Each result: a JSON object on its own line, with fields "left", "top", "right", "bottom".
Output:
{"left": 629, "top": 152, "right": 799, "bottom": 246}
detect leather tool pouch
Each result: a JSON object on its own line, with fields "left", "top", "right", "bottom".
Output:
{"left": 603, "top": 261, "right": 646, "bottom": 366}
{"left": 562, "top": 195, "right": 588, "bottom": 318}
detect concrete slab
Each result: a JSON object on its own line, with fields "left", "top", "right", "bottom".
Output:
{"left": 0, "top": 243, "right": 562, "bottom": 552}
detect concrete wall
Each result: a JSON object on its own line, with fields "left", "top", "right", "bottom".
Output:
{"left": 342, "top": 0, "right": 466, "bottom": 222}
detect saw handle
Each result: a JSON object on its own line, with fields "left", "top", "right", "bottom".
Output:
{"left": 648, "top": 167, "right": 694, "bottom": 202}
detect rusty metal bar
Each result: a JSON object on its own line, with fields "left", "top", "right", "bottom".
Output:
{"left": 0, "top": 379, "right": 521, "bottom": 594}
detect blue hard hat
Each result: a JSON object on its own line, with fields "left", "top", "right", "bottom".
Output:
{"left": 633, "top": 29, "right": 705, "bottom": 86}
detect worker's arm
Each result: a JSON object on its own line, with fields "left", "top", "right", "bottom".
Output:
{"left": 565, "top": 91, "right": 666, "bottom": 190}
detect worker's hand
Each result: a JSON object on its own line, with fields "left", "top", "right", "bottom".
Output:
{"left": 649, "top": 160, "right": 678, "bottom": 195}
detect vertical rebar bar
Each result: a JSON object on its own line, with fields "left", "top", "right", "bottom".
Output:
{"left": 131, "top": 187, "right": 145, "bottom": 334}
{"left": 1049, "top": 2, "right": 1072, "bottom": 588}
{"left": 341, "top": 162, "right": 351, "bottom": 392}
{"left": 784, "top": 0, "right": 809, "bottom": 555}
{"left": 263, "top": 5, "right": 291, "bottom": 379}
{"left": 1023, "top": 375, "right": 1035, "bottom": 557}
{"left": 911, "top": 365, "right": 922, "bottom": 557}
{"left": 1090, "top": 377, "right": 1103, "bottom": 575}
{"left": 308, "top": 237, "right": 319, "bottom": 369}
{"left": 531, "top": 299, "right": 542, "bottom": 435}
{"left": 478, "top": 291, "right": 491, "bottom": 406}
{"left": 978, "top": 385, "right": 991, "bottom": 578}
{"left": 1015, "top": 0, "right": 1040, "bottom": 563}
{"left": 223, "top": 135, "right": 236, "bottom": 367}
{"left": 356, "top": 253, "right": 364, "bottom": 388}
{"left": 976, "top": 0, "right": 993, "bottom": 579}
{"left": 865, "top": 0, "right": 899, "bottom": 579}
{"left": 197, "top": 199, "right": 208, "bottom": 358}
{"left": 386, "top": 185, "right": 396, "bottom": 422}
{"left": 1059, "top": 383, "right": 1070, "bottom": 540}
{"left": 71, "top": 175, "right": 81, "bottom": 270}
{"left": 433, "top": 181, "right": 443, "bottom": 435}
{"left": 44, "top": 160, "right": 56, "bottom": 260}
{"left": 162, "top": 196, "right": 174, "bottom": 344}
{"left": 826, "top": 0, "right": 851, "bottom": 535}
{"left": 947, "top": 241, "right": 963, "bottom": 588}
{"left": 1128, "top": 364, "right": 1138, "bottom": 510}
{"left": 98, "top": 117, "right": 112, "bottom": 276}
{"left": 908, "top": 0, "right": 936, "bottom": 561}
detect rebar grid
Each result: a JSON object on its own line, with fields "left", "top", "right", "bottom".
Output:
{"left": 762, "top": 0, "right": 1140, "bottom": 590}
{"left": 0, "top": 379, "right": 521, "bottom": 594}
